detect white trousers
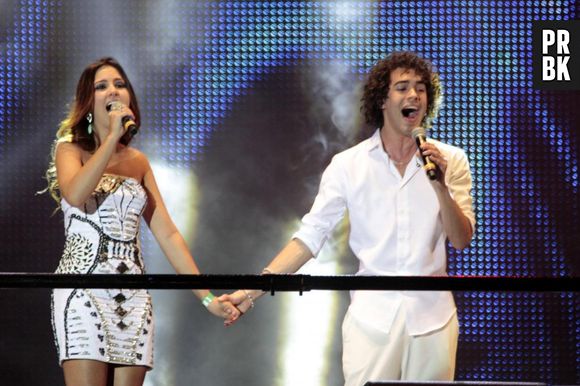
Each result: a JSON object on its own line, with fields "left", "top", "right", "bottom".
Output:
{"left": 342, "top": 306, "right": 458, "bottom": 386}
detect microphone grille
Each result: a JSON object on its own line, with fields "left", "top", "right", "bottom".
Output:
{"left": 411, "top": 127, "right": 425, "bottom": 139}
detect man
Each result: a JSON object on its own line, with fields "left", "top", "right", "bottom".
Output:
{"left": 222, "top": 51, "right": 475, "bottom": 384}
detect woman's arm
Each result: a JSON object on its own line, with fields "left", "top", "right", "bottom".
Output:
{"left": 140, "top": 155, "right": 238, "bottom": 320}
{"left": 55, "top": 137, "right": 119, "bottom": 207}
{"left": 56, "top": 107, "right": 130, "bottom": 207}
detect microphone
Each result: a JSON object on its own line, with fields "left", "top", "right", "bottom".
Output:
{"left": 106, "top": 101, "right": 138, "bottom": 136}
{"left": 411, "top": 127, "right": 438, "bottom": 180}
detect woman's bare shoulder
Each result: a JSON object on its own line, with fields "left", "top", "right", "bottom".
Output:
{"left": 55, "top": 141, "right": 84, "bottom": 159}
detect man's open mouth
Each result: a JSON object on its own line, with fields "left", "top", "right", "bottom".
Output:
{"left": 402, "top": 107, "right": 418, "bottom": 118}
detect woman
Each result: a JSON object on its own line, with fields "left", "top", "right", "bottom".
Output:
{"left": 44, "top": 57, "right": 239, "bottom": 386}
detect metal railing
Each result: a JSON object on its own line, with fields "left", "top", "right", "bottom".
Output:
{"left": 0, "top": 273, "right": 577, "bottom": 294}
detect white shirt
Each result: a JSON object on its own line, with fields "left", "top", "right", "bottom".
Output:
{"left": 293, "top": 129, "right": 475, "bottom": 335}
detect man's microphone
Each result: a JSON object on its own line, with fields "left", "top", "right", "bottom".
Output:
{"left": 106, "top": 101, "right": 138, "bottom": 136}
{"left": 411, "top": 127, "right": 438, "bottom": 180}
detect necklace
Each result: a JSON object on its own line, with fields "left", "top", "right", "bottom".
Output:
{"left": 391, "top": 158, "right": 407, "bottom": 165}
{"left": 382, "top": 136, "right": 417, "bottom": 166}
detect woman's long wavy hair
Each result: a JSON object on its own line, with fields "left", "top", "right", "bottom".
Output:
{"left": 42, "top": 57, "right": 141, "bottom": 207}
{"left": 361, "top": 51, "right": 442, "bottom": 133}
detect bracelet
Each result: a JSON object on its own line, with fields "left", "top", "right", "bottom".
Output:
{"left": 261, "top": 267, "right": 273, "bottom": 274}
{"left": 243, "top": 290, "right": 255, "bottom": 308}
{"left": 201, "top": 292, "right": 215, "bottom": 308}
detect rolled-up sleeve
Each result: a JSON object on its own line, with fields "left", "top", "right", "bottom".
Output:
{"left": 445, "top": 149, "right": 476, "bottom": 233}
{"left": 292, "top": 156, "right": 348, "bottom": 256}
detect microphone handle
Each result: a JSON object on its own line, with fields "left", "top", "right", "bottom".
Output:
{"left": 122, "top": 116, "right": 138, "bottom": 136}
{"left": 414, "top": 135, "right": 438, "bottom": 180}
{"left": 423, "top": 159, "right": 438, "bottom": 180}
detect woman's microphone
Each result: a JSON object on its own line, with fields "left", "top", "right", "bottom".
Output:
{"left": 412, "top": 127, "right": 438, "bottom": 180}
{"left": 106, "top": 101, "right": 138, "bottom": 136}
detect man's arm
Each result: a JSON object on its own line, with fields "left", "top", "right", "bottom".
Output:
{"left": 433, "top": 186, "right": 473, "bottom": 249}
{"left": 219, "top": 238, "right": 313, "bottom": 316}
{"left": 420, "top": 142, "right": 475, "bottom": 249}
{"left": 263, "top": 238, "right": 314, "bottom": 275}
{"left": 220, "top": 155, "right": 348, "bottom": 320}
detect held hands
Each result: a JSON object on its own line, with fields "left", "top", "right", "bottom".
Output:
{"left": 218, "top": 290, "right": 257, "bottom": 327}
{"left": 202, "top": 292, "right": 241, "bottom": 326}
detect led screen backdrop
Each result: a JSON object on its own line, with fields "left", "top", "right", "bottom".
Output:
{"left": 0, "top": 1, "right": 578, "bottom": 385}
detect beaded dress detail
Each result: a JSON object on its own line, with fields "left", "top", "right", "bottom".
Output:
{"left": 51, "top": 174, "right": 154, "bottom": 368}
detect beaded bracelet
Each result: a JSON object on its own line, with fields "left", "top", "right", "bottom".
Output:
{"left": 243, "top": 290, "right": 255, "bottom": 308}
{"left": 202, "top": 292, "right": 215, "bottom": 308}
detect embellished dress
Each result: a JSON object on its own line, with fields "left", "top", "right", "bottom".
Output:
{"left": 51, "top": 174, "right": 154, "bottom": 368}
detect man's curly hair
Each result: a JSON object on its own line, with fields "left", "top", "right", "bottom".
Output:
{"left": 361, "top": 51, "right": 442, "bottom": 129}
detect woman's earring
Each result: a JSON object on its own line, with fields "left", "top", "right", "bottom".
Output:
{"left": 86, "top": 112, "right": 93, "bottom": 135}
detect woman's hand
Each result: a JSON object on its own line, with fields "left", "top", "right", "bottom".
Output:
{"left": 218, "top": 290, "right": 256, "bottom": 326}
{"left": 106, "top": 102, "right": 134, "bottom": 142}
{"left": 206, "top": 297, "right": 241, "bottom": 326}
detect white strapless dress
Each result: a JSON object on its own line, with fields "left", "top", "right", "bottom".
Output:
{"left": 51, "top": 174, "right": 154, "bottom": 368}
